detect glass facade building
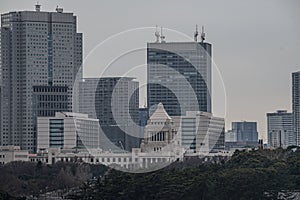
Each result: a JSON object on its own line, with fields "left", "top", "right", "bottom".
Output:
{"left": 147, "top": 42, "right": 212, "bottom": 117}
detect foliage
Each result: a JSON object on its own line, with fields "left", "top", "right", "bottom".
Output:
{"left": 0, "top": 161, "right": 107, "bottom": 198}
{"left": 69, "top": 148, "right": 300, "bottom": 200}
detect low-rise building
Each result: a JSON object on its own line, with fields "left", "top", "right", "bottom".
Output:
{"left": 0, "top": 146, "right": 29, "bottom": 164}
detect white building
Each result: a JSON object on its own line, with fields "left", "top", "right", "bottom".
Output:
{"left": 37, "top": 112, "right": 99, "bottom": 151}
{"left": 174, "top": 111, "right": 225, "bottom": 155}
{"left": 0, "top": 146, "right": 29, "bottom": 164}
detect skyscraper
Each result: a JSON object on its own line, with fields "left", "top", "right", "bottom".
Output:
{"left": 78, "top": 77, "right": 140, "bottom": 151}
{"left": 0, "top": 5, "right": 82, "bottom": 152}
{"left": 267, "top": 110, "right": 294, "bottom": 148}
{"left": 292, "top": 71, "right": 300, "bottom": 146}
{"left": 147, "top": 31, "right": 212, "bottom": 117}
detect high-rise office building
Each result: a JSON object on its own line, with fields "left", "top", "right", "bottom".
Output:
{"left": 292, "top": 71, "right": 300, "bottom": 146}
{"left": 78, "top": 77, "right": 140, "bottom": 151}
{"left": 0, "top": 5, "right": 82, "bottom": 152}
{"left": 147, "top": 33, "right": 212, "bottom": 117}
{"left": 232, "top": 121, "right": 258, "bottom": 143}
{"left": 267, "top": 110, "right": 294, "bottom": 148}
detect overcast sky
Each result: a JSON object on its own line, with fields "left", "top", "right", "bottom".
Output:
{"left": 1, "top": 0, "right": 300, "bottom": 142}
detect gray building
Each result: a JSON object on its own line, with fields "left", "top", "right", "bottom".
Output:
{"left": 147, "top": 38, "right": 212, "bottom": 117}
{"left": 232, "top": 121, "right": 258, "bottom": 143}
{"left": 292, "top": 71, "right": 300, "bottom": 146}
{"left": 0, "top": 5, "right": 82, "bottom": 152}
{"left": 78, "top": 77, "right": 140, "bottom": 151}
{"left": 267, "top": 110, "right": 294, "bottom": 148}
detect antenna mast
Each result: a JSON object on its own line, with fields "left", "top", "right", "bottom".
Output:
{"left": 194, "top": 24, "right": 199, "bottom": 42}
{"left": 160, "top": 26, "right": 166, "bottom": 43}
{"left": 201, "top": 26, "right": 205, "bottom": 43}
{"left": 155, "top": 25, "right": 160, "bottom": 43}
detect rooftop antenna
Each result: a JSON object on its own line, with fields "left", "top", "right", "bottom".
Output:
{"left": 160, "top": 26, "right": 166, "bottom": 43}
{"left": 35, "top": 2, "right": 41, "bottom": 12}
{"left": 56, "top": 5, "right": 63, "bottom": 13}
{"left": 194, "top": 24, "right": 199, "bottom": 42}
{"left": 155, "top": 25, "right": 160, "bottom": 43}
{"left": 201, "top": 26, "right": 205, "bottom": 43}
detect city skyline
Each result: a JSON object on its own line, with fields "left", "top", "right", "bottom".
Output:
{"left": 0, "top": 0, "right": 299, "bottom": 143}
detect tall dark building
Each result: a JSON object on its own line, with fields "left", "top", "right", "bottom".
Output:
{"left": 79, "top": 77, "right": 140, "bottom": 151}
{"left": 147, "top": 38, "right": 212, "bottom": 116}
{"left": 292, "top": 71, "right": 300, "bottom": 146}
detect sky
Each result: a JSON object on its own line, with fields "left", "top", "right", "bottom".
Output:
{"left": 0, "top": 0, "right": 300, "bottom": 142}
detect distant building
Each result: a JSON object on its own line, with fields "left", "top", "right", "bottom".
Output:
{"left": 147, "top": 40, "right": 212, "bottom": 117}
{"left": 292, "top": 71, "right": 300, "bottom": 146}
{"left": 0, "top": 5, "right": 82, "bottom": 152}
{"left": 0, "top": 146, "right": 29, "bottom": 164}
{"left": 225, "top": 121, "right": 258, "bottom": 149}
{"left": 37, "top": 112, "right": 99, "bottom": 151}
{"left": 267, "top": 110, "right": 294, "bottom": 148}
{"left": 232, "top": 121, "right": 258, "bottom": 143}
{"left": 78, "top": 77, "right": 140, "bottom": 151}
